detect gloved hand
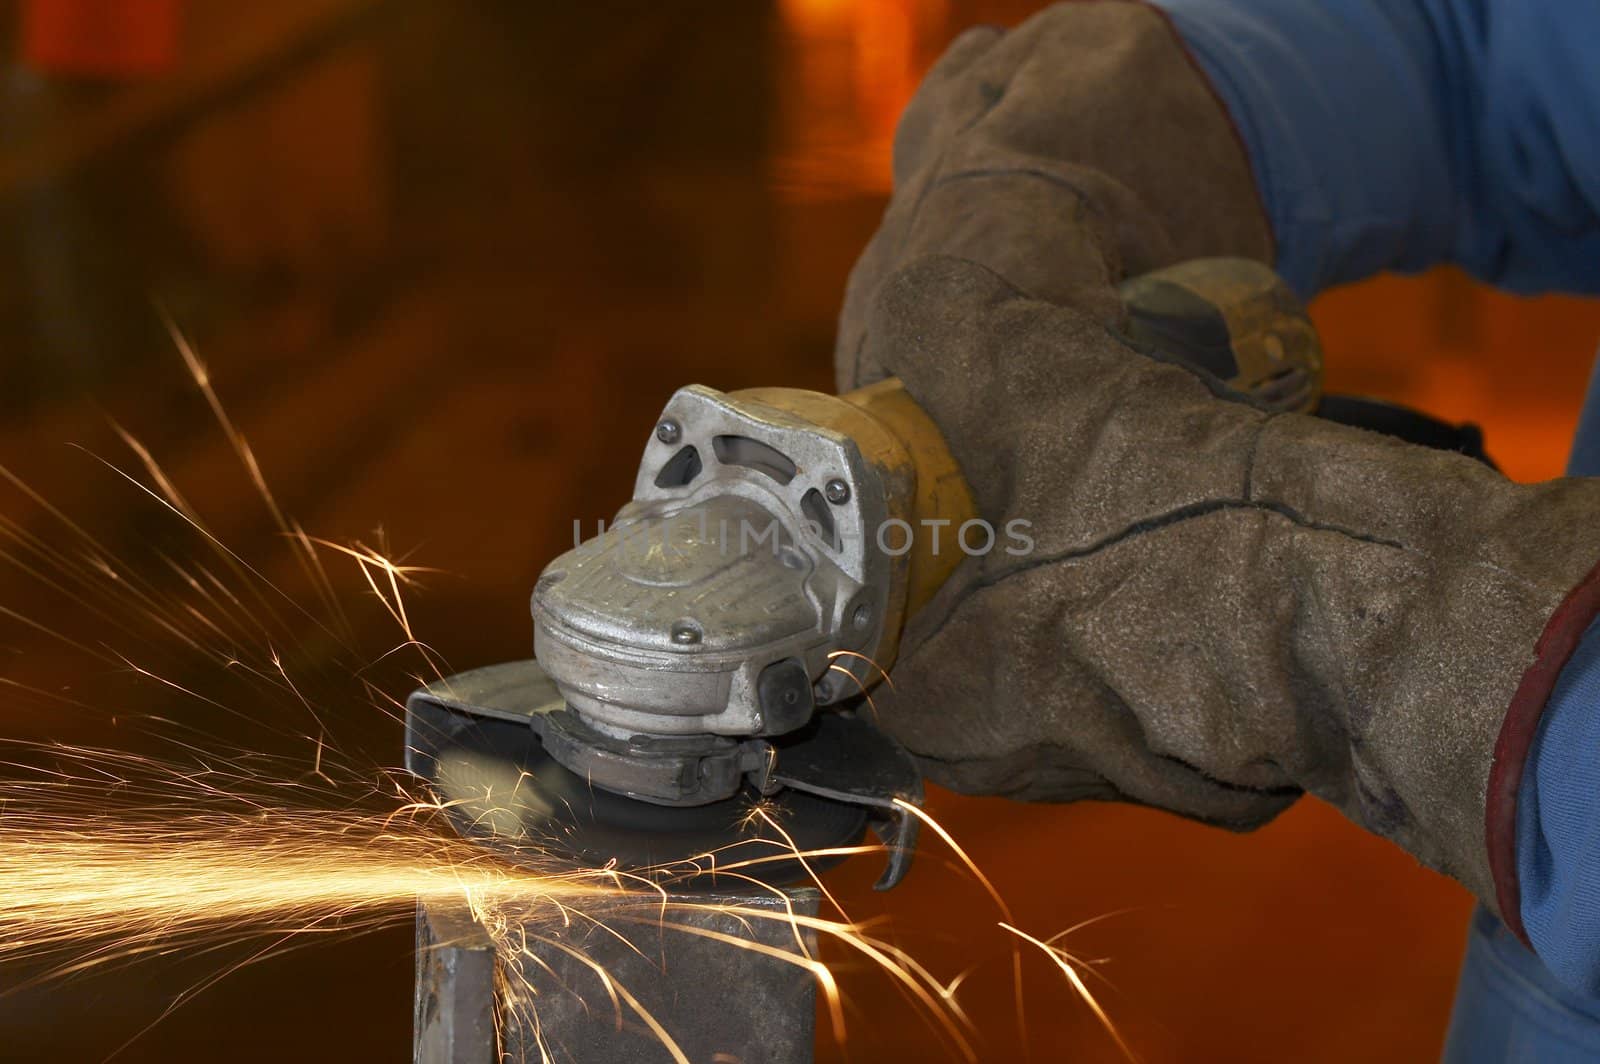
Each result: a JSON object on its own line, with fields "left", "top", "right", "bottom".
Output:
{"left": 837, "top": 2, "right": 1600, "bottom": 929}
{"left": 836, "top": 1, "right": 1270, "bottom": 390}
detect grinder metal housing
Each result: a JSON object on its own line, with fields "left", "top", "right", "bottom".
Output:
{"left": 407, "top": 379, "right": 976, "bottom": 888}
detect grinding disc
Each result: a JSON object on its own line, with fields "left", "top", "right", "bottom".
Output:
{"left": 414, "top": 712, "right": 868, "bottom": 889}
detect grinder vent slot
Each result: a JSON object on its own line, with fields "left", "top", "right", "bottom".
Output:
{"left": 800, "top": 488, "right": 839, "bottom": 551}
{"left": 712, "top": 435, "right": 796, "bottom": 485}
{"left": 654, "top": 445, "right": 703, "bottom": 488}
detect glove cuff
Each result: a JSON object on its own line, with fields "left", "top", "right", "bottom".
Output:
{"left": 1487, "top": 556, "right": 1600, "bottom": 946}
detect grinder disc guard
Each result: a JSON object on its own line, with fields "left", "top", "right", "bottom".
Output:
{"left": 406, "top": 661, "right": 919, "bottom": 889}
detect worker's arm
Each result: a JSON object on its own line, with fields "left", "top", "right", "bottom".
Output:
{"left": 836, "top": 0, "right": 1600, "bottom": 999}
{"left": 1520, "top": 620, "right": 1600, "bottom": 996}
{"left": 1518, "top": 355, "right": 1600, "bottom": 998}
{"left": 1152, "top": 0, "right": 1600, "bottom": 998}
{"left": 1151, "top": 0, "right": 1600, "bottom": 297}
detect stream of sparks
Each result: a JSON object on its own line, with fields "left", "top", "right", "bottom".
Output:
{"left": 0, "top": 326, "right": 1134, "bottom": 1062}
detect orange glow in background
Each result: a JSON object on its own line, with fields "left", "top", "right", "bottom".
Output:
{"left": 2, "top": 2, "right": 1598, "bottom": 1061}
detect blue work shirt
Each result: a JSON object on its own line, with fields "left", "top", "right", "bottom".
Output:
{"left": 1146, "top": 0, "right": 1600, "bottom": 1057}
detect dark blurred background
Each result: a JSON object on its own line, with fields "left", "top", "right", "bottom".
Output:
{"left": 1, "top": 1, "right": 1597, "bottom": 1061}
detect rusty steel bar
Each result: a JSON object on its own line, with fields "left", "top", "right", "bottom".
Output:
{"left": 415, "top": 887, "right": 823, "bottom": 1063}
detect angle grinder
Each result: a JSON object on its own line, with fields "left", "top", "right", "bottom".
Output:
{"left": 404, "top": 259, "right": 1488, "bottom": 890}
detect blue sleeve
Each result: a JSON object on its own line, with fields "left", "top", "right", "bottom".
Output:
{"left": 1514, "top": 391, "right": 1600, "bottom": 998}
{"left": 1518, "top": 616, "right": 1600, "bottom": 998}
{"left": 1147, "top": 0, "right": 1600, "bottom": 298}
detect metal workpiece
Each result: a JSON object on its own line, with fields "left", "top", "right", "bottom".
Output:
{"left": 414, "top": 888, "right": 824, "bottom": 1064}
{"left": 415, "top": 900, "right": 498, "bottom": 1064}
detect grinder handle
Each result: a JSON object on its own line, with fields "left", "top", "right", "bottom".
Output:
{"left": 1117, "top": 257, "right": 1325, "bottom": 414}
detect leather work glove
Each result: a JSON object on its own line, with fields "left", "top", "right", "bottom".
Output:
{"left": 836, "top": 1, "right": 1600, "bottom": 935}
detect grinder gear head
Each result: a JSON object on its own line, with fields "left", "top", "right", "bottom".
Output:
{"left": 407, "top": 380, "right": 968, "bottom": 889}
{"left": 531, "top": 384, "right": 903, "bottom": 805}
